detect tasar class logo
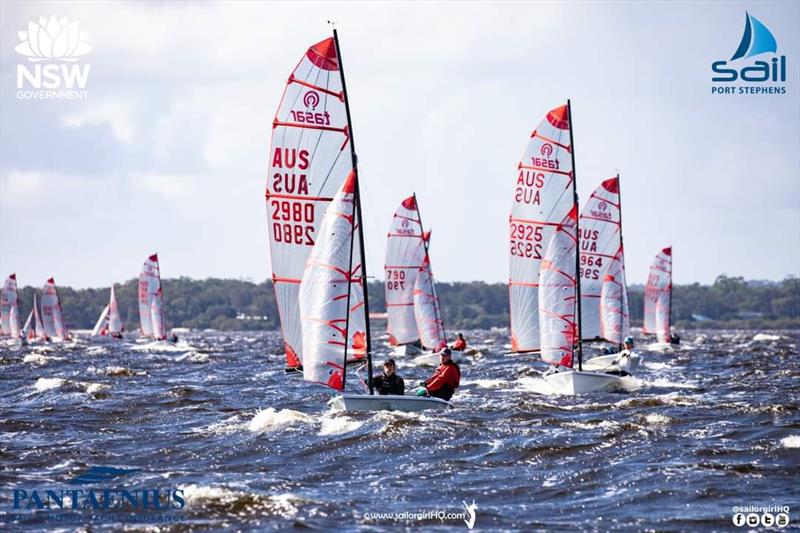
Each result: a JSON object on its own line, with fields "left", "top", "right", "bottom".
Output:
{"left": 711, "top": 12, "right": 786, "bottom": 95}
{"left": 14, "top": 15, "right": 92, "bottom": 100}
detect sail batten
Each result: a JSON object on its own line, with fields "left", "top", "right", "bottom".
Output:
{"left": 509, "top": 104, "right": 574, "bottom": 352}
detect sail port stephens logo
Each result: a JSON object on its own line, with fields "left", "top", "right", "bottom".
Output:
{"left": 14, "top": 15, "right": 91, "bottom": 100}
{"left": 711, "top": 12, "right": 786, "bottom": 95}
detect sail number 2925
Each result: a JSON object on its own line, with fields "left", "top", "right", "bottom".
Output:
{"left": 510, "top": 222, "right": 543, "bottom": 259}
{"left": 271, "top": 200, "right": 315, "bottom": 246}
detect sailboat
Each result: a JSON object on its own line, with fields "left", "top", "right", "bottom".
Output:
{"left": 643, "top": 247, "right": 675, "bottom": 345}
{"left": 41, "top": 277, "right": 70, "bottom": 341}
{"left": 519, "top": 101, "right": 622, "bottom": 395}
{"left": 22, "top": 293, "right": 47, "bottom": 341}
{"left": 138, "top": 254, "right": 166, "bottom": 341}
{"left": 91, "top": 285, "right": 124, "bottom": 339}
{"left": 576, "top": 176, "right": 639, "bottom": 373}
{"left": 1, "top": 273, "right": 23, "bottom": 345}
{"left": 293, "top": 30, "right": 450, "bottom": 413}
{"left": 385, "top": 196, "right": 429, "bottom": 356}
{"left": 265, "top": 32, "right": 369, "bottom": 373}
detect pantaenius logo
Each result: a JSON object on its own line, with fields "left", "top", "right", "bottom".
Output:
{"left": 711, "top": 12, "right": 786, "bottom": 95}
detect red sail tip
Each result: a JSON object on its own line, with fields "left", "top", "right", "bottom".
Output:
{"left": 47, "top": 277, "right": 55, "bottom": 284}
{"left": 9, "top": 273, "right": 16, "bottom": 280}
{"left": 602, "top": 177, "right": 619, "bottom": 193}
{"left": 423, "top": 230, "right": 431, "bottom": 242}
{"left": 546, "top": 104, "right": 570, "bottom": 130}
{"left": 662, "top": 246, "right": 672, "bottom": 256}
{"left": 149, "top": 253, "right": 158, "bottom": 262}
{"left": 566, "top": 204, "right": 578, "bottom": 221}
{"left": 341, "top": 170, "right": 357, "bottom": 194}
{"left": 306, "top": 37, "right": 339, "bottom": 71}
{"left": 401, "top": 195, "right": 417, "bottom": 210}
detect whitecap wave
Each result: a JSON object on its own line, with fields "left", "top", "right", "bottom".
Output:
{"left": 752, "top": 333, "right": 781, "bottom": 342}
{"left": 248, "top": 408, "right": 313, "bottom": 433}
{"left": 34, "top": 377, "right": 66, "bottom": 391}
{"left": 318, "top": 414, "right": 363, "bottom": 436}
{"left": 780, "top": 435, "right": 800, "bottom": 448}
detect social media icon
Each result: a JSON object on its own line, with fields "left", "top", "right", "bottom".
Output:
{"left": 776, "top": 513, "right": 790, "bottom": 528}
{"left": 747, "top": 513, "right": 760, "bottom": 527}
{"left": 733, "top": 513, "right": 746, "bottom": 527}
{"left": 762, "top": 513, "right": 775, "bottom": 527}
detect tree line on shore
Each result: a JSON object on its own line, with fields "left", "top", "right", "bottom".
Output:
{"left": 12, "top": 275, "right": 799, "bottom": 332}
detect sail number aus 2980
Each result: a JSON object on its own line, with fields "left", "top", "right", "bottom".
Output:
{"left": 271, "top": 199, "right": 315, "bottom": 246}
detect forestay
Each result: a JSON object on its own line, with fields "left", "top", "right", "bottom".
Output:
{"left": 299, "top": 172, "right": 366, "bottom": 390}
{"left": 643, "top": 247, "right": 672, "bottom": 342}
{"left": 413, "top": 253, "right": 446, "bottom": 351}
{"left": 509, "top": 104, "right": 574, "bottom": 352}
{"left": 539, "top": 208, "right": 578, "bottom": 367}
{"left": 266, "top": 37, "right": 353, "bottom": 370}
{"left": 599, "top": 248, "right": 630, "bottom": 345}
{"left": 41, "top": 278, "right": 68, "bottom": 340}
{"left": 385, "top": 196, "right": 427, "bottom": 346}
{"left": 579, "top": 177, "right": 623, "bottom": 340}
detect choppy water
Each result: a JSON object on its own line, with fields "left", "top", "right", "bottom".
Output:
{"left": 1, "top": 329, "right": 798, "bottom": 531}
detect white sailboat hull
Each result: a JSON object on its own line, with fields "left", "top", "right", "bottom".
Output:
{"left": 336, "top": 394, "right": 452, "bottom": 412}
{"left": 543, "top": 370, "right": 623, "bottom": 395}
{"left": 582, "top": 352, "right": 641, "bottom": 374}
{"left": 412, "top": 349, "right": 467, "bottom": 367}
{"left": 392, "top": 343, "right": 424, "bottom": 356}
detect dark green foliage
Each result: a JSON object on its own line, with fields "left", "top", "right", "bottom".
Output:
{"left": 12, "top": 275, "right": 799, "bottom": 331}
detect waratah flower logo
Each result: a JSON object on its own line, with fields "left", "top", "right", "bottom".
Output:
{"left": 15, "top": 15, "right": 91, "bottom": 62}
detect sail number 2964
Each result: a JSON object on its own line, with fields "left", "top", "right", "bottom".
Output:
{"left": 271, "top": 200, "right": 315, "bottom": 245}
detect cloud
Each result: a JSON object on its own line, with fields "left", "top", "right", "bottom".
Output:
{"left": 59, "top": 100, "right": 136, "bottom": 144}
{"left": 131, "top": 172, "right": 194, "bottom": 201}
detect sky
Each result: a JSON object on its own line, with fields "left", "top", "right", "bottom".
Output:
{"left": 1, "top": 1, "right": 798, "bottom": 289}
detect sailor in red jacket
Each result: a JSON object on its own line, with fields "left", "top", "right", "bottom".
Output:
{"left": 451, "top": 333, "right": 467, "bottom": 351}
{"left": 416, "top": 348, "right": 461, "bottom": 401}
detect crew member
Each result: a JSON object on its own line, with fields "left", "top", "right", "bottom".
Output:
{"left": 607, "top": 336, "right": 635, "bottom": 376}
{"left": 451, "top": 333, "right": 467, "bottom": 351}
{"left": 369, "top": 359, "right": 405, "bottom": 395}
{"left": 416, "top": 348, "right": 461, "bottom": 401}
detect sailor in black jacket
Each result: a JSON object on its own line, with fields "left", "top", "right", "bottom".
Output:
{"left": 369, "top": 359, "right": 405, "bottom": 395}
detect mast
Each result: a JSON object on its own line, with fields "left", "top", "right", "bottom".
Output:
{"left": 333, "top": 29, "right": 374, "bottom": 394}
{"left": 413, "top": 192, "right": 448, "bottom": 345}
{"left": 616, "top": 172, "right": 624, "bottom": 352}
{"left": 668, "top": 246, "right": 673, "bottom": 337}
{"left": 567, "top": 99, "right": 583, "bottom": 371}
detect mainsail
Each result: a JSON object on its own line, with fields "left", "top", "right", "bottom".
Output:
{"left": 23, "top": 293, "right": 46, "bottom": 340}
{"left": 385, "top": 196, "right": 427, "bottom": 346}
{"left": 266, "top": 36, "right": 354, "bottom": 370}
{"left": 539, "top": 208, "right": 578, "bottom": 367}
{"left": 92, "top": 305, "right": 110, "bottom": 336}
{"left": 299, "top": 171, "right": 366, "bottom": 389}
{"left": 643, "top": 247, "right": 673, "bottom": 342}
{"left": 22, "top": 308, "right": 35, "bottom": 339}
{"left": 509, "top": 104, "right": 574, "bottom": 352}
{"left": 41, "top": 278, "right": 68, "bottom": 340}
{"left": 1, "top": 274, "right": 20, "bottom": 338}
{"left": 108, "top": 285, "right": 123, "bottom": 334}
{"left": 413, "top": 252, "right": 447, "bottom": 351}
{"left": 139, "top": 254, "right": 166, "bottom": 340}
{"left": 579, "top": 176, "right": 624, "bottom": 340}
{"left": 599, "top": 248, "right": 630, "bottom": 346}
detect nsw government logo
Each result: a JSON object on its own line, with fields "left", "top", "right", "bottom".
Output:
{"left": 14, "top": 15, "right": 92, "bottom": 100}
{"left": 711, "top": 12, "right": 786, "bottom": 95}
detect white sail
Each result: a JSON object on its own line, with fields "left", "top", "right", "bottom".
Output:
{"left": 385, "top": 195, "right": 427, "bottom": 346}
{"left": 266, "top": 36, "right": 353, "bottom": 370}
{"left": 108, "top": 285, "right": 123, "bottom": 334}
{"left": 91, "top": 305, "right": 110, "bottom": 336}
{"left": 413, "top": 255, "right": 446, "bottom": 351}
{"left": 22, "top": 308, "right": 34, "bottom": 339}
{"left": 509, "top": 104, "right": 574, "bottom": 352}
{"left": 41, "top": 278, "right": 68, "bottom": 340}
{"left": 139, "top": 254, "right": 164, "bottom": 339}
{"left": 1, "top": 274, "right": 20, "bottom": 338}
{"left": 29, "top": 293, "right": 46, "bottom": 340}
{"left": 299, "top": 171, "right": 365, "bottom": 389}
{"left": 599, "top": 249, "right": 630, "bottom": 345}
{"left": 539, "top": 208, "right": 578, "bottom": 367}
{"left": 579, "top": 177, "right": 624, "bottom": 340}
{"left": 643, "top": 247, "right": 672, "bottom": 342}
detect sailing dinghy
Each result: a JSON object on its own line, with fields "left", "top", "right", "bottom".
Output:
{"left": 138, "top": 254, "right": 167, "bottom": 341}
{"left": 520, "top": 101, "right": 622, "bottom": 394}
{"left": 643, "top": 246, "right": 675, "bottom": 346}
{"left": 91, "top": 285, "right": 124, "bottom": 339}
{"left": 22, "top": 293, "right": 47, "bottom": 341}
{"left": 1, "top": 274, "right": 23, "bottom": 346}
{"left": 41, "top": 277, "right": 70, "bottom": 341}
{"left": 576, "top": 176, "right": 639, "bottom": 374}
{"left": 294, "top": 30, "right": 451, "bottom": 413}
